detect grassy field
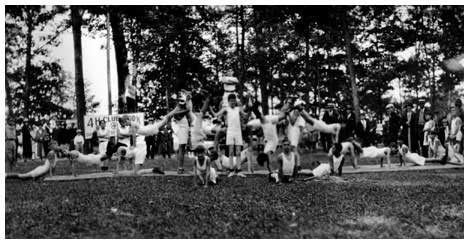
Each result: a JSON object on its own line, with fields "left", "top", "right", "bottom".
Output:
{"left": 5, "top": 168, "right": 463, "bottom": 238}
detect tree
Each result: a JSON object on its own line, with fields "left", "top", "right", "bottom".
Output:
{"left": 71, "top": 6, "right": 86, "bottom": 133}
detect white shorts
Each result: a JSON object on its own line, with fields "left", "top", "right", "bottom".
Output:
{"left": 264, "top": 140, "right": 278, "bottom": 154}
{"left": 226, "top": 130, "right": 243, "bottom": 146}
{"left": 176, "top": 127, "right": 189, "bottom": 145}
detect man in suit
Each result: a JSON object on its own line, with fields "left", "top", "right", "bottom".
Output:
{"left": 355, "top": 111, "right": 370, "bottom": 147}
{"left": 321, "top": 103, "right": 339, "bottom": 151}
{"left": 339, "top": 105, "right": 355, "bottom": 142}
{"left": 401, "top": 103, "right": 420, "bottom": 153}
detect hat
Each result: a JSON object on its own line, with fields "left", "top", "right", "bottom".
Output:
{"left": 424, "top": 102, "right": 431, "bottom": 108}
{"left": 386, "top": 104, "right": 394, "bottom": 109}
{"left": 76, "top": 129, "right": 82, "bottom": 133}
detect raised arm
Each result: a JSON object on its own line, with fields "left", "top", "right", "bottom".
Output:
{"left": 214, "top": 107, "right": 227, "bottom": 118}
{"left": 201, "top": 97, "right": 211, "bottom": 113}
{"left": 251, "top": 102, "right": 267, "bottom": 124}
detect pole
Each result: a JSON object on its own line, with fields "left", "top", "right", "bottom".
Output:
{"left": 106, "top": 8, "right": 112, "bottom": 115}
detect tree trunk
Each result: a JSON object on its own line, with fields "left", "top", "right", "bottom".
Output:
{"left": 253, "top": 6, "right": 269, "bottom": 114}
{"left": 239, "top": 5, "right": 246, "bottom": 96}
{"left": 23, "top": 7, "right": 33, "bottom": 119}
{"left": 109, "top": 9, "right": 129, "bottom": 114}
{"left": 342, "top": 11, "right": 360, "bottom": 125}
{"left": 71, "top": 6, "right": 86, "bottom": 133}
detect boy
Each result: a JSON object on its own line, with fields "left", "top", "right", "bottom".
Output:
{"left": 215, "top": 93, "right": 249, "bottom": 177}
{"left": 249, "top": 99, "right": 291, "bottom": 172}
{"left": 66, "top": 150, "right": 109, "bottom": 176}
{"left": 73, "top": 129, "right": 85, "bottom": 153}
{"left": 304, "top": 143, "right": 345, "bottom": 180}
{"left": 189, "top": 92, "right": 211, "bottom": 151}
{"left": 193, "top": 145, "right": 218, "bottom": 188}
{"left": 173, "top": 96, "right": 192, "bottom": 174}
{"left": 277, "top": 138, "right": 299, "bottom": 183}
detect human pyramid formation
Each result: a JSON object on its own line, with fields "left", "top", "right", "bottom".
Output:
{"left": 6, "top": 78, "right": 463, "bottom": 185}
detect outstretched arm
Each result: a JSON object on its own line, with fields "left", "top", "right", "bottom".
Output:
{"left": 299, "top": 109, "right": 315, "bottom": 126}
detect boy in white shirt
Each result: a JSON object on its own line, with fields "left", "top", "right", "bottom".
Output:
{"left": 215, "top": 93, "right": 249, "bottom": 177}
{"left": 73, "top": 129, "right": 85, "bottom": 153}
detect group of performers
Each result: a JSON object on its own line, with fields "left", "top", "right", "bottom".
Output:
{"left": 6, "top": 78, "right": 463, "bottom": 185}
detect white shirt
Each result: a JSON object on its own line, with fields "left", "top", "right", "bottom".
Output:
{"left": 280, "top": 152, "right": 295, "bottom": 176}
{"left": 226, "top": 106, "right": 241, "bottom": 133}
{"left": 74, "top": 135, "right": 85, "bottom": 146}
{"left": 98, "top": 127, "right": 109, "bottom": 141}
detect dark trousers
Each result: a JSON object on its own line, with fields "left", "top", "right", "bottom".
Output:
{"left": 321, "top": 133, "right": 332, "bottom": 152}
{"left": 146, "top": 143, "right": 155, "bottom": 159}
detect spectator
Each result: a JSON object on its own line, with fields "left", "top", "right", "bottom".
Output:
{"left": 21, "top": 118, "right": 32, "bottom": 161}
{"left": 449, "top": 105, "right": 463, "bottom": 153}
{"left": 355, "top": 111, "right": 371, "bottom": 147}
{"left": 384, "top": 104, "right": 401, "bottom": 146}
{"left": 422, "top": 112, "right": 435, "bottom": 158}
{"left": 321, "top": 103, "right": 339, "bottom": 151}
{"left": 454, "top": 99, "right": 464, "bottom": 154}
{"left": 454, "top": 98, "right": 464, "bottom": 121}
{"left": 145, "top": 119, "right": 156, "bottom": 159}
{"left": 57, "top": 122, "right": 68, "bottom": 150}
{"left": 438, "top": 118, "right": 449, "bottom": 145}
{"left": 42, "top": 121, "right": 52, "bottom": 155}
{"left": 67, "top": 123, "right": 77, "bottom": 150}
{"left": 74, "top": 129, "right": 85, "bottom": 153}
{"left": 401, "top": 103, "right": 419, "bottom": 153}
{"left": 35, "top": 123, "right": 46, "bottom": 159}
{"left": 5, "top": 117, "right": 17, "bottom": 172}
{"left": 340, "top": 105, "right": 355, "bottom": 142}
{"left": 91, "top": 128, "right": 100, "bottom": 154}
{"left": 97, "top": 120, "right": 109, "bottom": 155}
{"left": 416, "top": 100, "right": 426, "bottom": 153}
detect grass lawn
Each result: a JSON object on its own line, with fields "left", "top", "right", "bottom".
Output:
{"left": 5, "top": 168, "right": 463, "bottom": 238}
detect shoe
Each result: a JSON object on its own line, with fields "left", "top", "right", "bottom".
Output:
{"left": 228, "top": 172, "right": 235, "bottom": 177}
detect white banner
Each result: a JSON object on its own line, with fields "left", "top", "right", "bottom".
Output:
{"left": 84, "top": 113, "right": 144, "bottom": 139}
